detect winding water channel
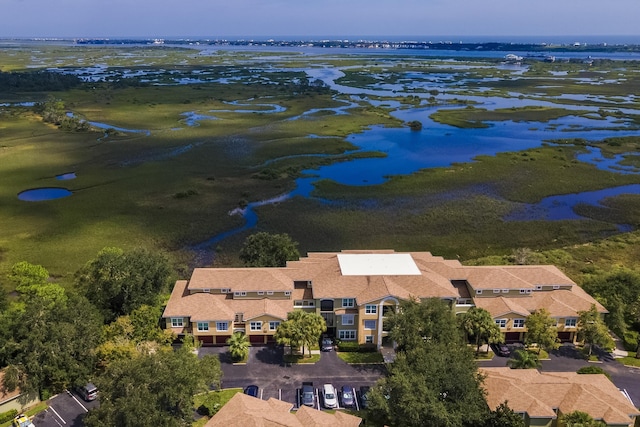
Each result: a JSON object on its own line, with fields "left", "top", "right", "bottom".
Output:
{"left": 18, "top": 50, "right": 640, "bottom": 251}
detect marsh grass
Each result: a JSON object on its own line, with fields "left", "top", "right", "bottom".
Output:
{"left": 2, "top": 45, "right": 640, "bottom": 289}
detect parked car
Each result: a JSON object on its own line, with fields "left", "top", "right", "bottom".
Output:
{"left": 494, "top": 343, "right": 510, "bottom": 357}
{"left": 12, "top": 414, "right": 35, "bottom": 427}
{"left": 322, "top": 383, "right": 338, "bottom": 408}
{"left": 78, "top": 383, "right": 98, "bottom": 401}
{"left": 321, "top": 337, "right": 333, "bottom": 352}
{"left": 341, "top": 385, "right": 355, "bottom": 408}
{"left": 359, "top": 385, "right": 371, "bottom": 409}
{"left": 301, "top": 382, "right": 315, "bottom": 407}
{"left": 244, "top": 385, "right": 259, "bottom": 397}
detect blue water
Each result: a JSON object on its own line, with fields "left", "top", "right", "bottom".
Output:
{"left": 55, "top": 172, "right": 77, "bottom": 180}
{"left": 18, "top": 187, "right": 72, "bottom": 201}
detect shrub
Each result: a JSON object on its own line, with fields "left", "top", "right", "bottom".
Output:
{"left": 577, "top": 365, "right": 611, "bottom": 380}
{"left": 0, "top": 409, "right": 18, "bottom": 424}
{"left": 337, "top": 342, "right": 377, "bottom": 352}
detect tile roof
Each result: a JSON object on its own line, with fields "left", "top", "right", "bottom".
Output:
{"left": 474, "top": 297, "right": 531, "bottom": 318}
{"left": 162, "top": 280, "right": 235, "bottom": 321}
{"left": 205, "top": 393, "right": 361, "bottom": 426}
{"left": 188, "top": 268, "right": 294, "bottom": 292}
{"left": 481, "top": 368, "right": 640, "bottom": 426}
{"left": 162, "top": 281, "right": 290, "bottom": 321}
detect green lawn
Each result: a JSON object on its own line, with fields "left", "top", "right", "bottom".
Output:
{"left": 192, "top": 388, "right": 242, "bottom": 426}
{"left": 283, "top": 353, "right": 321, "bottom": 364}
{"left": 337, "top": 352, "right": 384, "bottom": 364}
{"left": 617, "top": 351, "right": 640, "bottom": 367}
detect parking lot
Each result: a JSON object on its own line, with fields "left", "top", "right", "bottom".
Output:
{"left": 32, "top": 389, "right": 99, "bottom": 427}
{"left": 200, "top": 344, "right": 386, "bottom": 410}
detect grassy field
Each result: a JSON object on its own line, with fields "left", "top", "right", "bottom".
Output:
{"left": 2, "top": 45, "right": 640, "bottom": 290}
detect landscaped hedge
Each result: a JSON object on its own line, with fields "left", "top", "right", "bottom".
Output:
{"left": 0, "top": 409, "right": 18, "bottom": 424}
{"left": 337, "top": 342, "right": 377, "bottom": 352}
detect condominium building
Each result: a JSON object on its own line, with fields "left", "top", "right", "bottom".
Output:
{"left": 162, "top": 250, "right": 606, "bottom": 347}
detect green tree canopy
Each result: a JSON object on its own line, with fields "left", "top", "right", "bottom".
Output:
{"left": 525, "top": 308, "right": 558, "bottom": 354}
{"left": 239, "top": 232, "right": 300, "bottom": 267}
{"left": 84, "top": 345, "right": 221, "bottom": 427}
{"left": 578, "top": 304, "right": 614, "bottom": 356}
{"left": 459, "top": 307, "right": 503, "bottom": 354}
{"left": 274, "top": 310, "right": 326, "bottom": 357}
{"left": 76, "top": 247, "right": 172, "bottom": 322}
{"left": 1, "top": 290, "right": 102, "bottom": 399}
{"left": 367, "top": 299, "right": 487, "bottom": 427}
{"left": 389, "top": 297, "right": 464, "bottom": 352}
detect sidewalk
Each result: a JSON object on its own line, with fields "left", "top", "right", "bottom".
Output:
{"left": 610, "top": 330, "right": 629, "bottom": 359}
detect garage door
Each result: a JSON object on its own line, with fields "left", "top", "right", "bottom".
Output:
{"left": 216, "top": 335, "right": 231, "bottom": 345}
{"left": 250, "top": 335, "right": 265, "bottom": 345}
{"left": 198, "top": 336, "right": 214, "bottom": 346}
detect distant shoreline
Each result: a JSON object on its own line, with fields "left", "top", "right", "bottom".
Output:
{"left": 3, "top": 37, "right": 639, "bottom": 53}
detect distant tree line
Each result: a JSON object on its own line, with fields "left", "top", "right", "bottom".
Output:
{"left": 0, "top": 70, "right": 82, "bottom": 92}
{"left": 34, "top": 95, "right": 90, "bottom": 131}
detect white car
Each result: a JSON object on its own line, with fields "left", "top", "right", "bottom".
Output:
{"left": 323, "top": 383, "right": 338, "bottom": 408}
{"left": 12, "top": 414, "right": 35, "bottom": 427}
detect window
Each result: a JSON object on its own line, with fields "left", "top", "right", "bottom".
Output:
{"left": 197, "top": 322, "right": 209, "bottom": 332}
{"left": 495, "top": 319, "right": 507, "bottom": 328}
{"left": 476, "top": 289, "right": 483, "bottom": 295}
{"left": 339, "top": 330, "right": 356, "bottom": 340}
{"left": 284, "top": 291, "right": 291, "bottom": 296}
{"left": 235, "top": 313, "right": 244, "bottom": 322}
{"left": 535, "top": 285, "right": 542, "bottom": 290}
{"left": 250, "top": 321, "right": 262, "bottom": 331}
{"left": 493, "top": 289, "right": 500, "bottom": 294}
{"left": 294, "top": 300, "right": 315, "bottom": 308}
{"left": 342, "top": 298, "right": 355, "bottom": 308}
{"left": 513, "top": 318, "right": 525, "bottom": 328}
{"left": 364, "top": 320, "right": 376, "bottom": 330}
{"left": 502, "top": 289, "right": 509, "bottom": 293}
{"left": 553, "top": 285, "right": 560, "bottom": 290}
{"left": 365, "top": 335, "right": 374, "bottom": 344}
{"left": 171, "top": 318, "right": 184, "bottom": 328}
{"left": 269, "top": 321, "right": 280, "bottom": 331}
{"left": 202, "top": 288, "right": 210, "bottom": 293}
{"left": 342, "top": 314, "right": 354, "bottom": 325}
{"left": 234, "top": 291, "right": 247, "bottom": 297}
{"left": 519, "top": 289, "right": 526, "bottom": 294}
{"left": 221, "top": 288, "right": 229, "bottom": 294}
{"left": 565, "top": 318, "right": 577, "bottom": 328}
{"left": 216, "top": 321, "right": 228, "bottom": 332}
{"left": 258, "top": 291, "right": 264, "bottom": 295}
{"left": 365, "top": 304, "right": 377, "bottom": 314}
{"left": 267, "top": 291, "right": 274, "bottom": 295}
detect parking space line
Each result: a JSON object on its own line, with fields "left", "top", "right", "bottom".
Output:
{"left": 278, "top": 389, "right": 282, "bottom": 400}
{"left": 315, "top": 388, "right": 320, "bottom": 411}
{"left": 66, "top": 390, "right": 89, "bottom": 412}
{"left": 49, "top": 406, "right": 67, "bottom": 424}
{"left": 353, "top": 387, "right": 359, "bottom": 411}
{"left": 259, "top": 388, "right": 263, "bottom": 400}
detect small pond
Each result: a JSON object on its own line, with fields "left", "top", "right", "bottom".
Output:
{"left": 18, "top": 187, "right": 72, "bottom": 201}
{"left": 55, "top": 172, "right": 77, "bottom": 180}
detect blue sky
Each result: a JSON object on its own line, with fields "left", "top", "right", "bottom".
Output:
{"left": 3, "top": 0, "right": 639, "bottom": 39}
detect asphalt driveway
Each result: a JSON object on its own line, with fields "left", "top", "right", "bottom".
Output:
{"left": 199, "top": 345, "right": 385, "bottom": 407}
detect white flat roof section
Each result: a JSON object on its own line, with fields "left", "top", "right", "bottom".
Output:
{"left": 337, "top": 253, "right": 421, "bottom": 276}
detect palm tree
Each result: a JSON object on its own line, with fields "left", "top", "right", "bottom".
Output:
{"left": 226, "top": 332, "right": 250, "bottom": 361}
{"left": 459, "top": 307, "right": 502, "bottom": 354}
{"left": 559, "top": 410, "right": 606, "bottom": 427}
{"left": 507, "top": 349, "right": 541, "bottom": 369}
{"left": 300, "top": 312, "right": 327, "bottom": 357}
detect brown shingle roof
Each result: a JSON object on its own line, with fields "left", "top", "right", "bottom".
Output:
{"left": 481, "top": 368, "right": 640, "bottom": 426}
{"left": 188, "top": 268, "right": 294, "bottom": 292}
{"left": 162, "top": 280, "right": 236, "bottom": 321}
{"left": 205, "top": 393, "right": 361, "bottom": 426}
